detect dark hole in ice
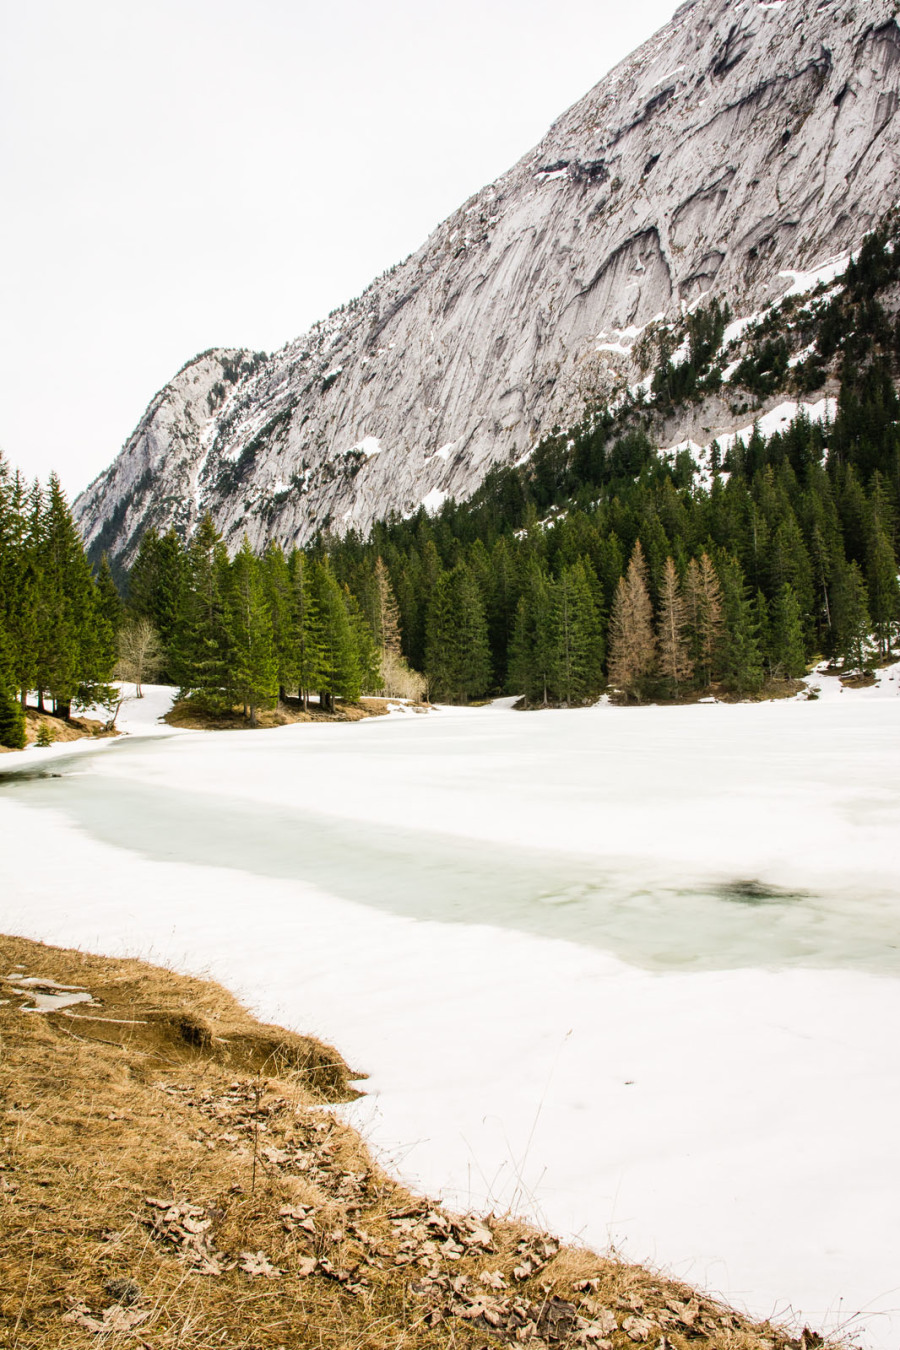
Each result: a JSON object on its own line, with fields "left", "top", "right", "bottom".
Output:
{"left": 714, "top": 879, "right": 807, "bottom": 906}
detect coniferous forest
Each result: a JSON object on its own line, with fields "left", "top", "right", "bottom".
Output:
{"left": 2, "top": 220, "right": 900, "bottom": 749}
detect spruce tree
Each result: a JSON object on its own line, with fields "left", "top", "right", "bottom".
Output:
{"left": 832, "top": 561, "right": 872, "bottom": 672}
{"left": 425, "top": 563, "right": 491, "bottom": 703}
{"left": 289, "top": 549, "right": 324, "bottom": 709}
{"left": 310, "top": 560, "right": 361, "bottom": 709}
{"left": 171, "top": 514, "right": 231, "bottom": 707}
{"left": 0, "top": 620, "right": 26, "bottom": 749}
{"left": 551, "top": 561, "right": 603, "bottom": 705}
{"left": 718, "top": 557, "right": 764, "bottom": 695}
{"left": 866, "top": 523, "right": 899, "bottom": 658}
{"left": 768, "top": 584, "right": 807, "bottom": 679}
{"left": 262, "top": 541, "right": 295, "bottom": 699}
{"left": 226, "top": 538, "right": 278, "bottom": 725}
{"left": 508, "top": 565, "right": 554, "bottom": 706}
{"left": 36, "top": 475, "right": 111, "bottom": 716}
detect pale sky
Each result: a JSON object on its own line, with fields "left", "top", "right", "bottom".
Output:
{"left": 0, "top": 1, "right": 679, "bottom": 496}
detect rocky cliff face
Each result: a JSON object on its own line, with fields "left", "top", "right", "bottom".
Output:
{"left": 76, "top": 0, "right": 900, "bottom": 563}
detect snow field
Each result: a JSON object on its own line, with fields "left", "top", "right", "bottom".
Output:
{"left": 1, "top": 691, "right": 899, "bottom": 1346}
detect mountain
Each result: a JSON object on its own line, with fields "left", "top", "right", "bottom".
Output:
{"left": 75, "top": 0, "right": 900, "bottom": 565}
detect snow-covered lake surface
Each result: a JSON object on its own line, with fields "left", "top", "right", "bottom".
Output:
{"left": 2, "top": 678, "right": 899, "bottom": 1347}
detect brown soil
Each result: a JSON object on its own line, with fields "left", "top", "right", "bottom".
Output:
{"left": 0, "top": 934, "right": 834, "bottom": 1350}
{"left": 164, "top": 697, "right": 403, "bottom": 732}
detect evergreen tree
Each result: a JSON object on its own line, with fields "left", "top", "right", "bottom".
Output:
{"left": 262, "top": 541, "right": 295, "bottom": 699}
{"left": 831, "top": 561, "right": 872, "bottom": 672}
{"left": 226, "top": 538, "right": 278, "bottom": 725}
{"left": 0, "top": 620, "right": 26, "bottom": 749}
{"left": 36, "top": 475, "right": 112, "bottom": 716}
{"left": 508, "top": 565, "right": 555, "bottom": 706}
{"left": 289, "top": 549, "right": 324, "bottom": 709}
{"left": 344, "top": 584, "right": 381, "bottom": 695}
{"left": 310, "top": 560, "right": 361, "bottom": 709}
{"left": 171, "top": 514, "right": 232, "bottom": 706}
{"left": 866, "top": 523, "right": 899, "bottom": 658}
{"left": 425, "top": 563, "right": 491, "bottom": 703}
{"left": 768, "top": 584, "right": 807, "bottom": 679}
{"left": 551, "top": 561, "right": 603, "bottom": 705}
{"left": 656, "top": 556, "right": 693, "bottom": 695}
{"left": 718, "top": 557, "right": 764, "bottom": 695}
{"left": 607, "top": 541, "right": 656, "bottom": 700}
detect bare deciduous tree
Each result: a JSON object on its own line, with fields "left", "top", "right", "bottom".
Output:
{"left": 656, "top": 556, "right": 693, "bottom": 693}
{"left": 115, "top": 618, "right": 163, "bottom": 698}
{"left": 607, "top": 540, "right": 656, "bottom": 700}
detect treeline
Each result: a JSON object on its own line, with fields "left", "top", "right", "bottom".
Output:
{"left": 126, "top": 257, "right": 900, "bottom": 710}
{"left": 321, "top": 441, "right": 897, "bottom": 706}
{"left": 125, "top": 520, "right": 422, "bottom": 723}
{"left": 0, "top": 459, "right": 120, "bottom": 748}
{"left": 310, "top": 222, "right": 900, "bottom": 704}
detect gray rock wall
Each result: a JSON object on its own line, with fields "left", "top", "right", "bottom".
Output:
{"left": 75, "top": 0, "right": 900, "bottom": 563}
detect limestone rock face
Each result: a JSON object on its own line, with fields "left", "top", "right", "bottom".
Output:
{"left": 76, "top": 0, "right": 900, "bottom": 562}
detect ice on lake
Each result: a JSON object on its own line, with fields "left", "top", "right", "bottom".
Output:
{"left": 1, "top": 682, "right": 899, "bottom": 1346}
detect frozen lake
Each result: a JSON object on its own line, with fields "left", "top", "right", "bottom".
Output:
{"left": 2, "top": 681, "right": 899, "bottom": 1346}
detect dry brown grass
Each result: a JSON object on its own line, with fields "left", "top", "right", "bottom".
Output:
{"left": 17, "top": 710, "right": 114, "bottom": 748}
{"left": 0, "top": 935, "right": 832, "bottom": 1350}
{"left": 163, "top": 697, "right": 398, "bottom": 732}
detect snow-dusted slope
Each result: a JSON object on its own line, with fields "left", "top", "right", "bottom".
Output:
{"left": 76, "top": 0, "right": 900, "bottom": 561}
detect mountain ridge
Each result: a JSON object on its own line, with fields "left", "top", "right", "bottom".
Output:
{"left": 75, "top": 0, "right": 900, "bottom": 564}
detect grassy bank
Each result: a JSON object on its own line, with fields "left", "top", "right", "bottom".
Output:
{"left": 0, "top": 935, "right": 830, "bottom": 1350}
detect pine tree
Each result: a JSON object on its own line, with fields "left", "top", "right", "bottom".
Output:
{"left": 607, "top": 541, "right": 656, "bottom": 700}
{"left": 226, "top": 538, "right": 278, "bottom": 725}
{"left": 655, "top": 556, "right": 692, "bottom": 695}
{"left": 425, "top": 563, "right": 491, "bottom": 703}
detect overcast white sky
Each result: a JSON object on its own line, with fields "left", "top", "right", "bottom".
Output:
{"left": 0, "top": 0, "right": 679, "bottom": 496}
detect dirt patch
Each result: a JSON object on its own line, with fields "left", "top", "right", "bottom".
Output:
{"left": 164, "top": 696, "right": 401, "bottom": 731}
{"left": 0, "top": 934, "right": 836, "bottom": 1350}
{"left": 17, "top": 709, "right": 116, "bottom": 748}
{"left": 838, "top": 673, "right": 878, "bottom": 690}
